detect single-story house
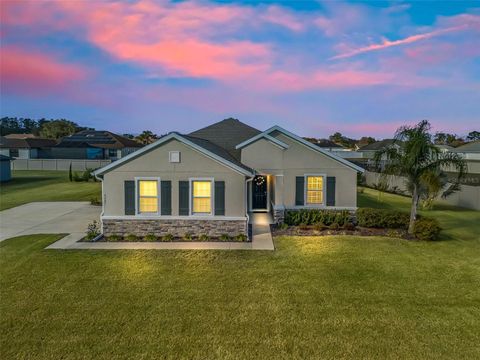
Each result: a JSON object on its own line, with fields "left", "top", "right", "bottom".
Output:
{"left": 0, "top": 136, "right": 57, "bottom": 159}
{"left": 52, "top": 130, "right": 142, "bottom": 160}
{"left": 314, "top": 139, "right": 348, "bottom": 152}
{"left": 0, "top": 154, "right": 12, "bottom": 182}
{"left": 94, "top": 119, "right": 364, "bottom": 238}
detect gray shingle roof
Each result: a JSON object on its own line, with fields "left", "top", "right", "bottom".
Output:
{"left": 454, "top": 140, "right": 480, "bottom": 153}
{"left": 189, "top": 118, "right": 261, "bottom": 161}
{"left": 360, "top": 139, "right": 397, "bottom": 151}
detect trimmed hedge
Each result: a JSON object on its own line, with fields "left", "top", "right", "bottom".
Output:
{"left": 413, "top": 218, "right": 441, "bottom": 241}
{"left": 284, "top": 209, "right": 351, "bottom": 227}
{"left": 357, "top": 208, "right": 410, "bottom": 229}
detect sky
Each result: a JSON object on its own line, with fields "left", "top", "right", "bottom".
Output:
{"left": 1, "top": 0, "right": 479, "bottom": 139}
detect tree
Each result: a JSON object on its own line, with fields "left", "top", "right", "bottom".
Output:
{"left": 39, "top": 120, "right": 78, "bottom": 139}
{"left": 434, "top": 132, "right": 465, "bottom": 147}
{"left": 357, "top": 136, "right": 376, "bottom": 147}
{"left": 375, "top": 120, "right": 467, "bottom": 234}
{"left": 135, "top": 130, "right": 158, "bottom": 145}
{"left": 122, "top": 133, "right": 135, "bottom": 139}
{"left": 466, "top": 131, "right": 480, "bottom": 141}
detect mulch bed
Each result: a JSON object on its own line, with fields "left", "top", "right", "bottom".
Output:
{"left": 271, "top": 225, "right": 414, "bottom": 240}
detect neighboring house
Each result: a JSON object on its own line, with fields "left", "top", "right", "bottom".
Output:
{"left": 435, "top": 144, "right": 454, "bottom": 153}
{"left": 53, "top": 130, "right": 142, "bottom": 160}
{"left": 0, "top": 136, "right": 57, "bottom": 159}
{"left": 453, "top": 140, "right": 480, "bottom": 160}
{"left": 0, "top": 155, "right": 12, "bottom": 182}
{"left": 4, "top": 133, "right": 37, "bottom": 139}
{"left": 358, "top": 139, "right": 399, "bottom": 159}
{"left": 314, "top": 139, "right": 348, "bottom": 152}
{"left": 94, "top": 119, "right": 364, "bottom": 238}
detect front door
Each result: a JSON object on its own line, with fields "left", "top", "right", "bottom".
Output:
{"left": 252, "top": 175, "right": 268, "bottom": 211}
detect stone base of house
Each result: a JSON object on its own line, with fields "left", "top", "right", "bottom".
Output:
{"left": 272, "top": 208, "right": 285, "bottom": 224}
{"left": 102, "top": 219, "right": 247, "bottom": 238}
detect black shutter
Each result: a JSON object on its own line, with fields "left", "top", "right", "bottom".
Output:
{"left": 326, "top": 176, "right": 336, "bottom": 206}
{"left": 214, "top": 181, "right": 225, "bottom": 215}
{"left": 295, "top": 176, "right": 304, "bottom": 206}
{"left": 124, "top": 180, "right": 135, "bottom": 215}
{"left": 179, "top": 181, "right": 189, "bottom": 215}
{"left": 161, "top": 181, "right": 172, "bottom": 215}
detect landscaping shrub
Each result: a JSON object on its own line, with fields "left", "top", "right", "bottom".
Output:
{"left": 125, "top": 234, "right": 138, "bottom": 241}
{"left": 183, "top": 233, "right": 193, "bottom": 241}
{"left": 199, "top": 234, "right": 210, "bottom": 241}
{"left": 284, "top": 209, "right": 351, "bottom": 227}
{"left": 107, "top": 234, "right": 122, "bottom": 241}
{"left": 220, "top": 234, "right": 231, "bottom": 242}
{"left": 236, "top": 233, "right": 248, "bottom": 242}
{"left": 90, "top": 197, "right": 101, "bottom": 206}
{"left": 413, "top": 218, "right": 441, "bottom": 241}
{"left": 85, "top": 220, "right": 100, "bottom": 241}
{"left": 356, "top": 208, "right": 410, "bottom": 229}
{"left": 162, "top": 233, "right": 174, "bottom": 241}
{"left": 144, "top": 233, "right": 157, "bottom": 242}
{"left": 278, "top": 222, "right": 289, "bottom": 230}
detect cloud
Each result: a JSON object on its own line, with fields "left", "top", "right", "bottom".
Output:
{"left": 0, "top": 46, "right": 88, "bottom": 96}
{"left": 330, "top": 25, "right": 467, "bottom": 60}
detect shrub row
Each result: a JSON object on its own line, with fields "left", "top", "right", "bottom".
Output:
{"left": 284, "top": 209, "right": 352, "bottom": 227}
{"left": 356, "top": 208, "right": 410, "bottom": 229}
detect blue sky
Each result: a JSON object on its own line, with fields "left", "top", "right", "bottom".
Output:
{"left": 1, "top": 0, "right": 479, "bottom": 138}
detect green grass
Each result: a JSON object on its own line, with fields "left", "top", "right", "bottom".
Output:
{"left": 0, "top": 171, "right": 101, "bottom": 210}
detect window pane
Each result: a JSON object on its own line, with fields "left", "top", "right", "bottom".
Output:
{"left": 193, "top": 198, "right": 211, "bottom": 213}
{"left": 139, "top": 180, "right": 157, "bottom": 197}
{"left": 193, "top": 181, "right": 211, "bottom": 197}
{"left": 139, "top": 197, "right": 158, "bottom": 213}
{"left": 307, "top": 190, "right": 323, "bottom": 204}
{"left": 307, "top": 176, "right": 323, "bottom": 191}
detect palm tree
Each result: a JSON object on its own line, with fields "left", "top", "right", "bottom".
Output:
{"left": 374, "top": 120, "right": 467, "bottom": 234}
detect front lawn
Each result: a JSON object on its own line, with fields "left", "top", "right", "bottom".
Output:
{"left": 0, "top": 170, "right": 101, "bottom": 210}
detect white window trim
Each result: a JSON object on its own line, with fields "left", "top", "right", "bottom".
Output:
{"left": 189, "top": 177, "right": 215, "bottom": 216}
{"left": 304, "top": 174, "right": 326, "bottom": 208}
{"left": 135, "top": 177, "right": 161, "bottom": 216}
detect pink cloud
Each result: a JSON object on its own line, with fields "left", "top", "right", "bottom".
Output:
{"left": 262, "top": 5, "right": 305, "bottom": 32}
{"left": 0, "top": 46, "right": 88, "bottom": 96}
{"left": 331, "top": 25, "right": 467, "bottom": 60}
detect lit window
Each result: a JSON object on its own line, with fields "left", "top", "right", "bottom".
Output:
{"left": 138, "top": 180, "right": 158, "bottom": 213}
{"left": 306, "top": 176, "right": 323, "bottom": 205}
{"left": 192, "top": 180, "right": 212, "bottom": 214}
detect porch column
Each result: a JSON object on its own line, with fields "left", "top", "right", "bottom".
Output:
{"left": 273, "top": 175, "right": 285, "bottom": 223}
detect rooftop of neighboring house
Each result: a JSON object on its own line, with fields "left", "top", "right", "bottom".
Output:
{"left": 4, "top": 133, "right": 37, "bottom": 139}
{"left": 314, "top": 139, "right": 345, "bottom": 150}
{"left": 453, "top": 140, "right": 480, "bottom": 153}
{"left": 55, "top": 130, "right": 142, "bottom": 149}
{"left": 359, "top": 139, "right": 398, "bottom": 151}
{"left": 0, "top": 136, "right": 57, "bottom": 149}
{"left": 435, "top": 144, "right": 454, "bottom": 151}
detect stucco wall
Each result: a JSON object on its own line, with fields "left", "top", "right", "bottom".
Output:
{"left": 102, "top": 139, "right": 247, "bottom": 217}
{"left": 241, "top": 132, "right": 358, "bottom": 208}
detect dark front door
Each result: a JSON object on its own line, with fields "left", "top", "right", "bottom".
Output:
{"left": 252, "top": 175, "right": 267, "bottom": 210}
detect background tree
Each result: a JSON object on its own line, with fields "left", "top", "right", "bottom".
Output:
{"left": 135, "top": 130, "right": 158, "bottom": 145}
{"left": 375, "top": 120, "right": 466, "bottom": 234}
{"left": 122, "top": 133, "right": 135, "bottom": 139}
{"left": 328, "top": 132, "right": 356, "bottom": 149}
{"left": 357, "top": 136, "right": 376, "bottom": 147}
{"left": 466, "top": 131, "right": 480, "bottom": 141}
{"left": 39, "top": 120, "right": 78, "bottom": 139}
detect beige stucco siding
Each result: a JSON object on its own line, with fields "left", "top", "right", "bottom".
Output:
{"left": 241, "top": 132, "right": 358, "bottom": 208}
{"left": 102, "top": 139, "right": 246, "bottom": 216}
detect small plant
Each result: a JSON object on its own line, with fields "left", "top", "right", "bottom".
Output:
{"left": 236, "top": 233, "right": 248, "bottom": 242}
{"left": 162, "top": 233, "right": 174, "bottom": 241}
{"left": 413, "top": 218, "right": 441, "bottom": 241}
{"left": 144, "top": 233, "right": 157, "bottom": 242}
{"left": 329, "top": 222, "right": 340, "bottom": 230}
{"left": 343, "top": 222, "right": 356, "bottom": 231}
{"left": 107, "top": 234, "right": 122, "bottom": 242}
{"left": 199, "top": 234, "right": 210, "bottom": 241}
{"left": 278, "top": 222, "right": 289, "bottom": 230}
{"left": 72, "top": 172, "right": 83, "bottom": 182}
{"left": 386, "top": 229, "right": 402, "bottom": 238}
{"left": 85, "top": 220, "right": 100, "bottom": 241}
{"left": 183, "top": 232, "right": 193, "bottom": 241}
{"left": 90, "top": 197, "right": 102, "bottom": 206}
{"left": 125, "top": 234, "right": 138, "bottom": 241}
{"left": 314, "top": 223, "right": 327, "bottom": 231}
{"left": 219, "top": 234, "right": 231, "bottom": 242}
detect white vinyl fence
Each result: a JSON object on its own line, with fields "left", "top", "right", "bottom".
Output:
{"left": 11, "top": 159, "right": 111, "bottom": 171}
{"left": 363, "top": 170, "right": 480, "bottom": 211}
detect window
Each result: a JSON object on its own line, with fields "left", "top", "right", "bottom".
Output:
{"left": 192, "top": 180, "right": 212, "bottom": 215}
{"left": 169, "top": 151, "right": 180, "bottom": 163}
{"left": 9, "top": 149, "right": 19, "bottom": 158}
{"left": 138, "top": 179, "right": 159, "bottom": 213}
{"left": 306, "top": 175, "right": 324, "bottom": 205}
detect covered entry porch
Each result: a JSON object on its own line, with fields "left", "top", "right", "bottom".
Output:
{"left": 248, "top": 174, "right": 285, "bottom": 223}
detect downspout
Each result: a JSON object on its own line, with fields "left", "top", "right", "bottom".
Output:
{"left": 245, "top": 175, "right": 254, "bottom": 236}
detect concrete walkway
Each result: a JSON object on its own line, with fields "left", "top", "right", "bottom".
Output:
{"left": 0, "top": 202, "right": 101, "bottom": 242}
{"left": 47, "top": 212, "right": 275, "bottom": 251}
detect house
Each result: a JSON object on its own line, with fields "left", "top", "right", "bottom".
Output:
{"left": 0, "top": 136, "right": 57, "bottom": 159}
{"left": 52, "top": 130, "right": 142, "bottom": 160}
{"left": 435, "top": 144, "right": 454, "bottom": 153}
{"left": 358, "top": 139, "right": 399, "bottom": 159}
{"left": 4, "top": 133, "right": 38, "bottom": 139}
{"left": 93, "top": 119, "right": 364, "bottom": 238}
{"left": 314, "top": 139, "right": 348, "bottom": 152}
{"left": 0, "top": 155, "right": 12, "bottom": 182}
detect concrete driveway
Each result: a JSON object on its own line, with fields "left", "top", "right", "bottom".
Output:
{"left": 0, "top": 202, "right": 101, "bottom": 242}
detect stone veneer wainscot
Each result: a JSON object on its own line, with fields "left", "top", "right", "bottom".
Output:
{"left": 103, "top": 219, "right": 247, "bottom": 238}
